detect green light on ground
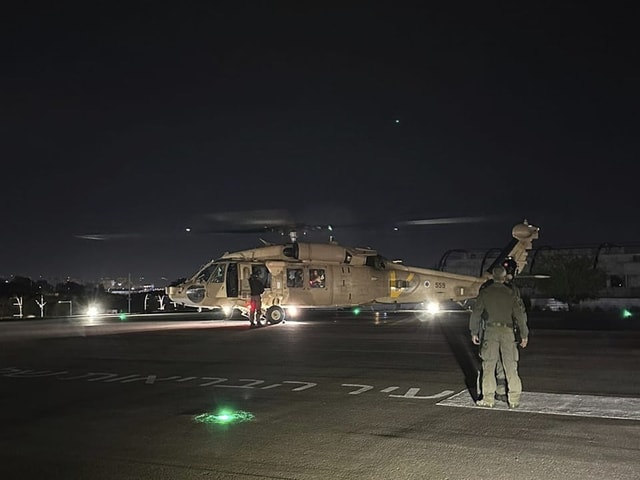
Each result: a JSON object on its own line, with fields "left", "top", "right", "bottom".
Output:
{"left": 622, "top": 309, "right": 633, "bottom": 319}
{"left": 119, "top": 313, "right": 127, "bottom": 321}
{"left": 194, "top": 409, "right": 254, "bottom": 425}
{"left": 352, "top": 307, "right": 361, "bottom": 315}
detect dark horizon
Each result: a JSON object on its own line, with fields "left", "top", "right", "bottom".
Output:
{"left": 3, "top": 2, "right": 639, "bottom": 282}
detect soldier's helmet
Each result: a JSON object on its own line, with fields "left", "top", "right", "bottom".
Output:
{"left": 501, "top": 257, "right": 518, "bottom": 277}
{"left": 492, "top": 265, "right": 507, "bottom": 281}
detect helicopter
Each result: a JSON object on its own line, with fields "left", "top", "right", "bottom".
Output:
{"left": 164, "top": 215, "right": 540, "bottom": 325}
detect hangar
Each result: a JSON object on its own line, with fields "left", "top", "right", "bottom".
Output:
{"left": 439, "top": 242, "right": 640, "bottom": 310}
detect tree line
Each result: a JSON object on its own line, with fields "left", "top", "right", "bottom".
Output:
{"left": 0, "top": 276, "right": 184, "bottom": 318}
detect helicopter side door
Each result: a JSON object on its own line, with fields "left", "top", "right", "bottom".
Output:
{"left": 226, "top": 263, "right": 238, "bottom": 298}
{"left": 239, "top": 264, "right": 252, "bottom": 299}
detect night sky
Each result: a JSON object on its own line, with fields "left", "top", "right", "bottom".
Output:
{"left": 2, "top": 2, "right": 639, "bottom": 284}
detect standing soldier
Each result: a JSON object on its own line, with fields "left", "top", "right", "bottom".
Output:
{"left": 478, "top": 257, "right": 526, "bottom": 403}
{"left": 470, "top": 265, "right": 529, "bottom": 408}
{"left": 248, "top": 271, "right": 265, "bottom": 327}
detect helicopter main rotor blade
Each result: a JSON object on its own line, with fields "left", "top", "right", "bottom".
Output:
{"left": 204, "top": 209, "right": 295, "bottom": 227}
{"left": 190, "top": 209, "right": 335, "bottom": 237}
{"left": 75, "top": 233, "right": 144, "bottom": 241}
{"left": 75, "top": 211, "right": 507, "bottom": 241}
{"left": 395, "top": 215, "right": 506, "bottom": 227}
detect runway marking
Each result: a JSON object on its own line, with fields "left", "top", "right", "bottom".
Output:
{"left": 380, "top": 386, "right": 400, "bottom": 393}
{"left": 389, "top": 388, "right": 455, "bottom": 399}
{"left": 0, "top": 366, "right": 463, "bottom": 400}
{"left": 437, "top": 390, "right": 640, "bottom": 421}
{"left": 342, "top": 384, "right": 374, "bottom": 395}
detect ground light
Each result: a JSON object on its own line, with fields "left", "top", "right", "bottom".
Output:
{"left": 194, "top": 409, "right": 255, "bottom": 425}
{"left": 119, "top": 313, "right": 127, "bottom": 321}
{"left": 352, "top": 307, "right": 361, "bottom": 315}
{"left": 622, "top": 309, "right": 633, "bottom": 319}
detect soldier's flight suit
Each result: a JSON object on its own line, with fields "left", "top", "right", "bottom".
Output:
{"left": 470, "top": 281, "right": 529, "bottom": 407}
{"left": 478, "top": 278, "right": 526, "bottom": 400}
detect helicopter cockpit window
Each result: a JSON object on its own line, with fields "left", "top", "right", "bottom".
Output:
{"left": 194, "top": 264, "right": 215, "bottom": 282}
{"left": 309, "top": 269, "right": 326, "bottom": 288}
{"left": 287, "top": 268, "right": 304, "bottom": 288}
{"left": 209, "top": 263, "right": 226, "bottom": 283}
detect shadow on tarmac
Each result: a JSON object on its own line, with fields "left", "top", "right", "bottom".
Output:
{"left": 437, "top": 313, "right": 480, "bottom": 401}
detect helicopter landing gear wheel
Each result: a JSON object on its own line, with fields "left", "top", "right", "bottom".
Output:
{"left": 266, "top": 306, "right": 285, "bottom": 325}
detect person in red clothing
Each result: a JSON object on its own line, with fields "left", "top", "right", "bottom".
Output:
{"left": 248, "top": 271, "right": 265, "bottom": 327}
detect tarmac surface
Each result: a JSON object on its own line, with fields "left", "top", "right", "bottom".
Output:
{"left": 0, "top": 310, "right": 638, "bottom": 479}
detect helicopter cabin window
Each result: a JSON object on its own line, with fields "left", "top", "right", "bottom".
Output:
{"left": 209, "top": 263, "right": 226, "bottom": 283}
{"left": 287, "top": 268, "right": 304, "bottom": 288}
{"left": 309, "top": 269, "right": 326, "bottom": 288}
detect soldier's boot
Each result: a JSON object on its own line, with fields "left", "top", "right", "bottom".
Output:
{"left": 494, "top": 377, "right": 508, "bottom": 402}
{"left": 475, "top": 399, "right": 494, "bottom": 408}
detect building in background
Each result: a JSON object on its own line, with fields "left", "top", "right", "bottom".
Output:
{"left": 440, "top": 243, "right": 640, "bottom": 310}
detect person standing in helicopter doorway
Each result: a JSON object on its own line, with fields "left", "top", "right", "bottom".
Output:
{"left": 470, "top": 265, "right": 529, "bottom": 408}
{"left": 248, "top": 270, "right": 265, "bottom": 327}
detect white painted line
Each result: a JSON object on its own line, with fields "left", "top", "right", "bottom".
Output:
{"left": 437, "top": 390, "right": 640, "bottom": 421}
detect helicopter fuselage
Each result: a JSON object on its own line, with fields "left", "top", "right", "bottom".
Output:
{"left": 165, "top": 241, "right": 488, "bottom": 316}
{"left": 165, "top": 221, "right": 539, "bottom": 323}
